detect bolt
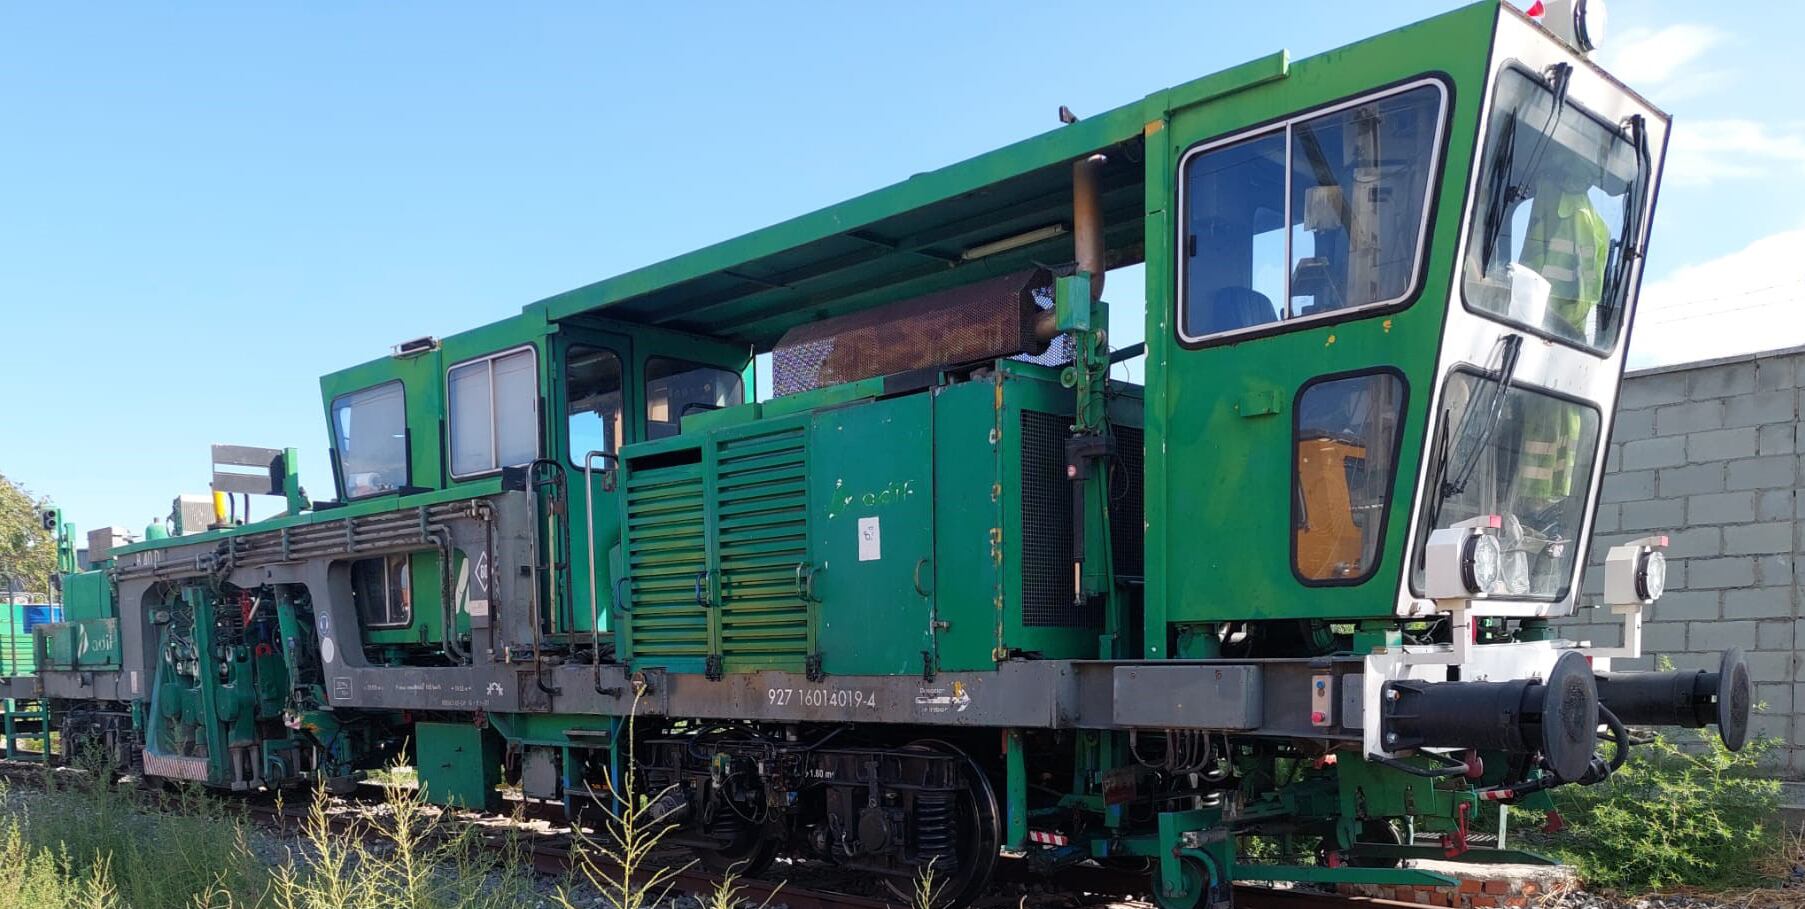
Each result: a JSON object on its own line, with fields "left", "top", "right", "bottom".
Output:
{"left": 1385, "top": 688, "right": 1399, "bottom": 701}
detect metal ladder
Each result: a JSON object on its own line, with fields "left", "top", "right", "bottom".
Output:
{"left": 2, "top": 699, "right": 51, "bottom": 761}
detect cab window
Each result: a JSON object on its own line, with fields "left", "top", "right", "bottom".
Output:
{"left": 351, "top": 554, "right": 411, "bottom": 629}
{"left": 331, "top": 382, "right": 408, "bottom": 499}
{"left": 567, "top": 345, "right": 625, "bottom": 463}
{"left": 1462, "top": 66, "right": 1647, "bottom": 353}
{"left": 1180, "top": 80, "right": 1447, "bottom": 343}
{"left": 448, "top": 347, "right": 538, "bottom": 477}
{"left": 645, "top": 357, "right": 743, "bottom": 440}
{"left": 1294, "top": 372, "right": 1405, "bottom": 583}
{"left": 1414, "top": 368, "right": 1601, "bottom": 600}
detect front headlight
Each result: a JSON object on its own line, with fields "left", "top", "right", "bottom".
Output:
{"left": 1464, "top": 534, "right": 1503, "bottom": 594}
{"left": 1637, "top": 549, "right": 1666, "bottom": 601}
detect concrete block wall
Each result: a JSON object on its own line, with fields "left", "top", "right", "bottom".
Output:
{"left": 1557, "top": 345, "right": 1805, "bottom": 772}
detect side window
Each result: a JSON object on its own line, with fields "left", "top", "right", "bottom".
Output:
{"left": 567, "top": 345, "right": 624, "bottom": 463}
{"left": 1294, "top": 371, "right": 1405, "bottom": 583}
{"left": 350, "top": 554, "right": 411, "bottom": 629}
{"left": 1182, "top": 81, "right": 1446, "bottom": 343}
{"left": 448, "top": 347, "right": 539, "bottom": 477}
{"left": 1182, "top": 132, "right": 1287, "bottom": 337}
{"left": 331, "top": 381, "right": 408, "bottom": 499}
{"left": 645, "top": 357, "right": 745, "bottom": 440}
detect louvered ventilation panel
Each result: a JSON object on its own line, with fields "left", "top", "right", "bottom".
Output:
{"left": 623, "top": 462, "right": 710, "bottom": 661}
{"left": 713, "top": 426, "right": 812, "bottom": 671}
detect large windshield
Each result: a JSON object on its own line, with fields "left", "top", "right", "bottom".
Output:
{"left": 1415, "top": 370, "right": 1601, "bottom": 600}
{"left": 1463, "top": 66, "right": 1647, "bottom": 353}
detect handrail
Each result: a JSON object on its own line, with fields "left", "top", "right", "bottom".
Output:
{"left": 582, "top": 449, "right": 620, "bottom": 695}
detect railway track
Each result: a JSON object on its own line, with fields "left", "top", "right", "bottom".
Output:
{"left": 0, "top": 757, "right": 1408, "bottom": 909}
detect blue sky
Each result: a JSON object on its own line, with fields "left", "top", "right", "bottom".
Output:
{"left": 3, "top": 0, "right": 1800, "bottom": 534}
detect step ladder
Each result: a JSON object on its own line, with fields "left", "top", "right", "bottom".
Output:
{"left": 2, "top": 699, "right": 52, "bottom": 761}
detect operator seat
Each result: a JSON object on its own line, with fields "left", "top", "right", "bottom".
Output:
{"left": 1202, "top": 286, "right": 1280, "bottom": 335}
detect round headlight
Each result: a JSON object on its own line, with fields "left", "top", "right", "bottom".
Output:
{"left": 1636, "top": 549, "right": 1666, "bottom": 601}
{"left": 1463, "top": 534, "right": 1503, "bottom": 594}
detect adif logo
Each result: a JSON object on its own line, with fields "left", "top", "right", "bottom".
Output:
{"left": 486, "top": 682, "right": 504, "bottom": 696}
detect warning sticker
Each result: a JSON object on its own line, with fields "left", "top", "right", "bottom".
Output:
{"left": 857, "top": 516, "right": 881, "bottom": 561}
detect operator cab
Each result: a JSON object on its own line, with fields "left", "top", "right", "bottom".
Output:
{"left": 1153, "top": 2, "right": 1667, "bottom": 649}
{"left": 318, "top": 314, "right": 750, "bottom": 658}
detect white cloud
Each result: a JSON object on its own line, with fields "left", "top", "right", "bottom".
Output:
{"left": 1597, "top": 24, "right": 1726, "bottom": 90}
{"left": 1663, "top": 118, "right": 1805, "bottom": 186}
{"left": 1628, "top": 228, "right": 1805, "bottom": 368}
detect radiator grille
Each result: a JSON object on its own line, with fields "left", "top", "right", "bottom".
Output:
{"left": 713, "top": 426, "right": 811, "bottom": 671}
{"left": 1019, "top": 411, "right": 1092, "bottom": 627}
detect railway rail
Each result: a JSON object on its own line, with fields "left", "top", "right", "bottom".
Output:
{"left": 0, "top": 756, "right": 1410, "bottom": 909}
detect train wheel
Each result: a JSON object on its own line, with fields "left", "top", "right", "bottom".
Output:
{"left": 883, "top": 740, "right": 1001, "bottom": 909}
{"left": 1151, "top": 856, "right": 1210, "bottom": 909}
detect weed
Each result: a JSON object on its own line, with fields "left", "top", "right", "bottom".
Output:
{"left": 249, "top": 775, "right": 538, "bottom": 909}
{"left": 1527, "top": 728, "right": 1783, "bottom": 892}
{"left": 558, "top": 682, "right": 693, "bottom": 909}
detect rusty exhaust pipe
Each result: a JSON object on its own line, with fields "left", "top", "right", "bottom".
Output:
{"left": 1032, "top": 153, "right": 1108, "bottom": 344}
{"left": 1073, "top": 153, "right": 1107, "bottom": 302}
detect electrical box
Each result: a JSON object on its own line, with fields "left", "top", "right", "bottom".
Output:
{"left": 86, "top": 527, "right": 139, "bottom": 563}
{"left": 415, "top": 721, "right": 503, "bottom": 811}
{"left": 172, "top": 495, "right": 214, "bottom": 535}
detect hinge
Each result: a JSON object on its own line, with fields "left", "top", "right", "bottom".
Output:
{"left": 921, "top": 650, "right": 935, "bottom": 682}
{"left": 705, "top": 655, "right": 724, "bottom": 681}
{"left": 805, "top": 652, "right": 825, "bottom": 682}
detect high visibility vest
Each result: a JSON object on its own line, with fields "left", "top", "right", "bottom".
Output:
{"left": 1519, "top": 189, "right": 1610, "bottom": 336}
{"left": 1520, "top": 405, "right": 1581, "bottom": 501}
{"left": 1516, "top": 190, "right": 1605, "bottom": 501}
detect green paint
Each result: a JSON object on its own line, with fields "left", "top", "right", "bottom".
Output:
{"left": 415, "top": 721, "right": 503, "bottom": 811}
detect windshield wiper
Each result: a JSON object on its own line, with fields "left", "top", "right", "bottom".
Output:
{"left": 1477, "top": 63, "right": 1574, "bottom": 273}
{"left": 1440, "top": 334, "right": 1524, "bottom": 501}
{"left": 1597, "top": 114, "right": 1650, "bottom": 330}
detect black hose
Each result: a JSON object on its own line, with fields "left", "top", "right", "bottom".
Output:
{"left": 1370, "top": 753, "right": 1470, "bottom": 779}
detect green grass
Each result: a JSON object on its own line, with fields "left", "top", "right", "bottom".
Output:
{"left": 0, "top": 765, "right": 543, "bottom": 909}
{"left": 0, "top": 771, "right": 265, "bottom": 909}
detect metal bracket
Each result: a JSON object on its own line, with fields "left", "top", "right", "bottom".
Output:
{"left": 806, "top": 652, "right": 825, "bottom": 682}
{"left": 705, "top": 655, "right": 724, "bottom": 681}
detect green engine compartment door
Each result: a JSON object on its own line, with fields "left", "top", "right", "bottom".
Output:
{"left": 810, "top": 393, "right": 935, "bottom": 677}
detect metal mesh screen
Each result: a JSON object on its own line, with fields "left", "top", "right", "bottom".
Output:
{"left": 1110, "top": 425, "right": 1146, "bottom": 581}
{"left": 772, "top": 268, "right": 1072, "bottom": 396}
{"left": 1020, "top": 410, "right": 1100, "bottom": 628}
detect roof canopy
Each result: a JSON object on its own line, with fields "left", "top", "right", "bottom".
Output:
{"left": 534, "top": 52, "right": 1290, "bottom": 350}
